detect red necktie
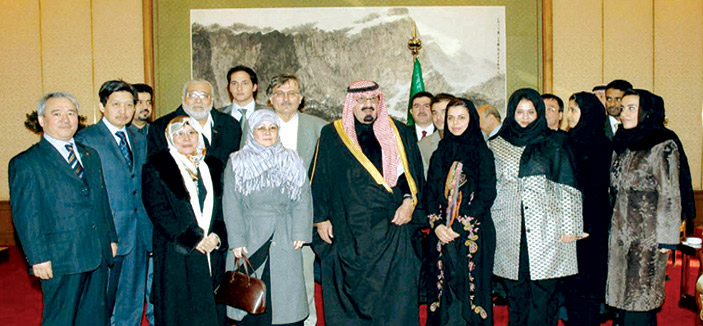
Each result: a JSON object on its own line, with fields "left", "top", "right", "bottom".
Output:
{"left": 421, "top": 130, "right": 427, "bottom": 139}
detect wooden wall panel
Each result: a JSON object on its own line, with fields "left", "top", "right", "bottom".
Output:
{"left": 603, "top": 0, "right": 654, "bottom": 90}
{"left": 0, "top": 0, "right": 43, "bottom": 200}
{"left": 40, "top": 0, "right": 96, "bottom": 121}
{"left": 653, "top": 0, "right": 703, "bottom": 189}
{"left": 552, "top": 0, "right": 603, "bottom": 101}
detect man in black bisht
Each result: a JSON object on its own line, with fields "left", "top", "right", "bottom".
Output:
{"left": 311, "top": 80, "right": 425, "bottom": 325}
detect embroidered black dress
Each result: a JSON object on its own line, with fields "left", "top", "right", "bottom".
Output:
{"left": 424, "top": 99, "right": 497, "bottom": 326}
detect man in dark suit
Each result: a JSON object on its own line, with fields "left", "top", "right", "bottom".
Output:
{"left": 148, "top": 79, "right": 242, "bottom": 164}
{"left": 76, "top": 80, "right": 152, "bottom": 326}
{"left": 266, "top": 74, "right": 327, "bottom": 326}
{"left": 604, "top": 79, "right": 633, "bottom": 139}
{"left": 9, "top": 92, "right": 117, "bottom": 326}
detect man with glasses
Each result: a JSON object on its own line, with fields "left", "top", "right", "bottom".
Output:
{"left": 147, "top": 79, "right": 242, "bottom": 165}
{"left": 541, "top": 93, "right": 564, "bottom": 131}
{"left": 266, "top": 74, "right": 326, "bottom": 326}
{"left": 311, "top": 80, "right": 425, "bottom": 325}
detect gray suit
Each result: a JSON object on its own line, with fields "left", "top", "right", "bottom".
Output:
{"left": 219, "top": 102, "right": 269, "bottom": 146}
{"left": 291, "top": 112, "right": 326, "bottom": 326}
{"left": 76, "top": 121, "right": 151, "bottom": 326}
{"left": 417, "top": 131, "right": 441, "bottom": 178}
{"left": 296, "top": 113, "right": 328, "bottom": 169}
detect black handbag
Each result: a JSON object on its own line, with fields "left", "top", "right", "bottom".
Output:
{"left": 214, "top": 254, "right": 266, "bottom": 314}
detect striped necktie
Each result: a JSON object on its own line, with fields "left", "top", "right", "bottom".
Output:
{"left": 65, "top": 144, "right": 85, "bottom": 180}
{"left": 115, "top": 131, "right": 133, "bottom": 169}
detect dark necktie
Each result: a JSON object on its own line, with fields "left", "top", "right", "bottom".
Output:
{"left": 421, "top": 130, "right": 427, "bottom": 139}
{"left": 115, "top": 131, "right": 133, "bottom": 169}
{"left": 196, "top": 169, "right": 207, "bottom": 210}
{"left": 239, "top": 108, "right": 249, "bottom": 131}
{"left": 65, "top": 144, "right": 85, "bottom": 180}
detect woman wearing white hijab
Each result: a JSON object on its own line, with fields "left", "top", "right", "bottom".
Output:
{"left": 224, "top": 108, "right": 313, "bottom": 326}
{"left": 142, "top": 116, "right": 227, "bottom": 326}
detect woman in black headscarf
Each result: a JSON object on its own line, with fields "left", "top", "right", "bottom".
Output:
{"left": 564, "top": 92, "right": 613, "bottom": 326}
{"left": 607, "top": 89, "right": 681, "bottom": 326}
{"left": 489, "top": 88, "right": 585, "bottom": 326}
{"left": 424, "top": 98, "right": 496, "bottom": 326}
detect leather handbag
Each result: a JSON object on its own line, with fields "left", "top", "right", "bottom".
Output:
{"left": 214, "top": 255, "right": 266, "bottom": 314}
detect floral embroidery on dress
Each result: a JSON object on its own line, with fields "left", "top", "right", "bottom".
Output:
{"left": 428, "top": 214, "right": 488, "bottom": 319}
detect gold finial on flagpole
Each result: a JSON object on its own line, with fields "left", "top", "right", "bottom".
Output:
{"left": 408, "top": 21, "right": 422, "bottom": 58}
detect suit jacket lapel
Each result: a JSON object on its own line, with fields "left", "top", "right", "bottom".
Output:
{"left": 38, "top": 138, "right": 84, "bottom": 182}
{"left": 297, "top": 114, "right": 311, "bottom": 155}
{"left": 127, "top": 127, "right": 142, "bottom": 167}
{"left": 98, "top": 120, "right": 133, "bottom": 170}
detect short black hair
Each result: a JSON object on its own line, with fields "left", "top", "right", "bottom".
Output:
{"left": 606, "top": 79, "right": 633, "bottom": 92}
{"left": 411, "top": 91, "right": 433, "bottom": 105}
{"left": 592, "top": 85, "right": 607, "bottom": 92}
{"left": 431, "top": 93, "right": 454, "bottom": 106}
{"left": 226, "top": 65, "right": 258, "bottom": 99}
{"left": 541, "top": 93, "right": 564, "bottom": 112}
{"left": 99, "top": 80, "right": 137, "bottom": 105}
{"left": 132, "top": 83, "right": 153, "bottom": 97}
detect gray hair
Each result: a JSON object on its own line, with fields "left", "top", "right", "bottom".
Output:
{"left": 181, "top": 79, "right": 214, "bottom": 96}
{"left": 479, "top": 104, "right": 502, "bottom": 122}
{"left": 37, "top": 92, "right": 80, "bottom": 115}
{"left": 266, "top": 74, "right": 304, "bottom": 98}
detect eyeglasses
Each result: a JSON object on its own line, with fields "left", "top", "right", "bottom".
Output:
{"left": 356, "top": 96, "right": 380, "bottom": 104}
{"left": 172, "top": 129, "right": 199, "bottom": 139}
{"left": 185, "top": 91, "right": 211, "bottom": 100}
{"left": 272, "top": 90, "right": 300, "bottom": 98}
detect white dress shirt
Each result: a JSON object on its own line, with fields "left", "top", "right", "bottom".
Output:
{"left": 102, "top": 117, "right": 132, "bottom": 149}
{"left": 415, "top": 124, "right": 435, "bottom": 141}
{"left": 189, "top": 113, "right": 214, "bottom": 144}
{"left": 229, "top": 100, "right": 256, "bottom": 122}
{"left": 44, "top": 133, "right": 83, "bottom": 165}
{"left": 279, "top": 112, "right": 299, "bottom": 151}
{"left": 609, "top": 116, "right": 620, "bottom": 134}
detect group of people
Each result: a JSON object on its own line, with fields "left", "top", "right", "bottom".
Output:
{"left": 8, "top": 65, "right": 692, "bottom": 326}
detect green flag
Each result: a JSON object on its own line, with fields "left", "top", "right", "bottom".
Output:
{"left": 407, "top": 57, "right": 426, "bottom": 126}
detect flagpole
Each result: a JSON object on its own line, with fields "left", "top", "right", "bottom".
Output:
{"left": 406, "top": 21, "right": 424, "bottom": 126}
{"left": 408, "top": 21, "right": 422, "bottom": 59}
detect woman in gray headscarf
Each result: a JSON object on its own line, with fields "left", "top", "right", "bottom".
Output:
{"left": 224, "top": 108, "right": 313, "bottom": 326}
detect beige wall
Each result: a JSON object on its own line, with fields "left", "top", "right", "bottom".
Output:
{"left": 553, "top": 0, "right": 703, "bottom": 189}
{"left": 0, "top": 0, "right": 144, "bottom": 200}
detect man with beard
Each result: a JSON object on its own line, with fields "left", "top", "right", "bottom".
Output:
{"left": 147, "top": 79, "right": 242, "bottom": 164}
{"left": 131, "top": 83, "right": 153, "bottom": 135}
{"left": 267, "top": 74, "right": 326, "bottom": 326}
{"left": 410, "top": 91, "right": 435, "bottom": 140}
{"left": 311, "top": 80, "right": 425, "bottom": 325}
{"left": 603, "top": 79, "right": 632, "bottom": 139}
